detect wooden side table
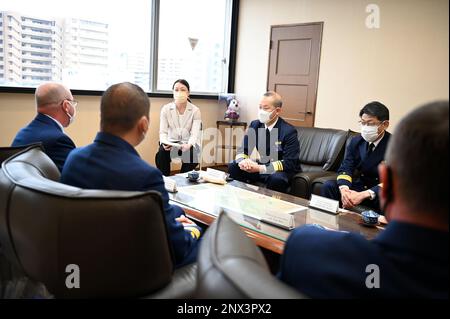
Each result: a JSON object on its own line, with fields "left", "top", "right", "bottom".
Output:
{"left": 215, "top": 120, "right": 247, "bottom": 165}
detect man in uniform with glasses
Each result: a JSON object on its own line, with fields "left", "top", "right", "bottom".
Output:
{"left": 12, "top": 82, "right": 77, "bottom": 171}
{"left": 321, "top": 101, "right": 391, "bottom": 212}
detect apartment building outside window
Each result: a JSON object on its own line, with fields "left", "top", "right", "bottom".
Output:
{"left": 0, "top": 0, "right": 236, "bottom": 95}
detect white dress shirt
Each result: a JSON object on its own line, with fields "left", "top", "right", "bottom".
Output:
{"left": 44, "top": 114, "right": 65, "bottom": 132}
{"left": 265, "top": 117, "right": 279, "bottom": 132}
{"left": 259, "top": 117, "right": 279, "bottom": 173}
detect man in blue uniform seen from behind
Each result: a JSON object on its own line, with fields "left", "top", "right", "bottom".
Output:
{"left": 279, "top": 101, "right": 449, "bottom": 298}
{"left": 228, "top": 91, "right": 301, "bottom": 193}
{"left": 321, "top": 101, "right": 391, "bottom": 212}
{"left": 61, "top": 82, "right": 201, "bottom": 268}
{"left": 12, "top": 82, "right": 77, "bottom": 171}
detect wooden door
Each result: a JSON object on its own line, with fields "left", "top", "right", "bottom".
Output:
{"left": 267, "top": 23, "right": 323, "bottom": 127}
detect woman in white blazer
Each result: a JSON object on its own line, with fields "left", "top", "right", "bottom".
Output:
{"left": 156, "top": 79, "right": 202, "bottom": 176}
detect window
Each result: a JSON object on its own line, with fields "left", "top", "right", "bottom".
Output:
{"left": 156, "top": 0, "right": 233, "bottom": 94}
{"left": 1, "top": 0, "right": 152, "bottom": 91}
{"left": 0, "top": 0, "right": 237, "bottom": 95}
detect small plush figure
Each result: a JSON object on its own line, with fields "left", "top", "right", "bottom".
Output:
{"left": 224, "top": 96, "right": 240, "bottom": 121}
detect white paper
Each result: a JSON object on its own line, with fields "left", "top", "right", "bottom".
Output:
{"left": 205, "top": 168, "right": 227, "bottom": 181}
{"left": 309, "top": 194, "right": 339, "bottom": 214}
{"left": 163, "top": 176, "right": 177, "bottom": 193}
{"left": 176, "top": 183, "right": 308, "bottom": 220}
{"left": 307, "top": 210, "right": 338, "bottom": 229}
{"left": 261, "top": 211, "right": 295, "bottom": 230}
{"left": 162, "top": 140, "right": 182, "bottom": 148}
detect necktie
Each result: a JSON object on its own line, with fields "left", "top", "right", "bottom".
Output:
{"left": 367, "top": 143, "right": 374, "bottom": 156}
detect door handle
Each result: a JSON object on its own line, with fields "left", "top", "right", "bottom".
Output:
{"left": 298, "top": 111, "right": 313, "bottom": 115}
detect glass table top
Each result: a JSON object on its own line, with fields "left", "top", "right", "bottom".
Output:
{"left": 169, "top": 174, "right": 384, "bottom": 243}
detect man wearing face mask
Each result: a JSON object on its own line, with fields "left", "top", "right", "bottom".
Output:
{"left": 61, "top": 82, "right": 201, "bottom": 268}
{"left": 156, "top": 79, "right": 202, "bottom": 176}
{"left": 228, "top": 91, "right": 301, "bottom": 193}
{"left": 279, "top": 101, "right": 448, "bottom": 298}
{"left": 11, "top": 82, "right": 77, "bottom": 172}
{"left": 321, "top": 101, "right": 391, "bottom": 212}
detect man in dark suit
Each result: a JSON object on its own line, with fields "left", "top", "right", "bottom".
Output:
{"left": 279, "top": 101, "right": 449, "bottom": 298}
{"left": 60, "top": 82, "right": 201, "bottom": 268}
{"left": 11, "top": 82, "right": 77, "bottom": 171}
{"left": 228, "top": 91, "right": 301, "bottom": 193}
{"left": 321, "top": 101, "right": 391, "bottom": 212}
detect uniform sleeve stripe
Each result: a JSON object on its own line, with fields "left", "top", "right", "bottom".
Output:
{"left": 235, "top": 153, "right": 248, "bottom": 160}
{"left": 337, "top": 174, "right": 352, "bottom": 183}
{"left": 270, "top": 162, "right": 277, "bottom": 171}
{"left": 272, "top": 161, "right": 284, "bottom": 172}
{"left": 185, "top": 226, "right": 201, "bottom": 239}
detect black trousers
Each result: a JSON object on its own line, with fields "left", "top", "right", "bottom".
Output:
{"left": 228, "top": 161, "right": 292, "bottom": 194}
{"left": 156, "top": 143, "right": 199, "bottom": 176}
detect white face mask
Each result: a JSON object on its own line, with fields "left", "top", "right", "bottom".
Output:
{"left": 174, "top": 91, "right": 188, "bottom": 103}
{"left": 258, "top": 109, "right": 274, "bottom": 124}
{"left": 141, "top": 129, "right": 147, "bottom": 142}
{"left": 361, "top": 124, "right": 381, "bottom": 143}
{"left": 65, "top": 104, "right": 76, "bottom": 126}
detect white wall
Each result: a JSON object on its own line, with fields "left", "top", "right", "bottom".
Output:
{"left": 0, "top": 93, "right": 221, "bottom": 166}
{"left": 235, "top": 0, "right": 449, "bottom": 131}
{"left": 1, "top": 0, "right": 449, "bottom": 163}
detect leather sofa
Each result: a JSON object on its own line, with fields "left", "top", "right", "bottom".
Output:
{"left": 290, "top": 127, "right": 349, "bottom": 199}
{"left": 196, "top": 212, "right": 304, "bottom": 299}
{"left": 0, "top": 142, "right": 43, "bottom": 165}
{"left": 0, "top": 145, "right": 196, "bottom": 298}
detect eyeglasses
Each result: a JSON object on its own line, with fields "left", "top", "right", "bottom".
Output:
{"left": 358, "top": 120, "right": 383, "bottom": 127}
{"left": 62, "top": 99, "right": 78, "bottom": 108}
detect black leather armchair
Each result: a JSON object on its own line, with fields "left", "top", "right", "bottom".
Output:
{"left": 0, "top": 145, "right": 196, "bottom": 298}
{"left": 196, "top": 212, "right": 304, "bottom": 299}
{"left": 290, "top": 127, "right": 348, "bottom": 199}
{"left": 0, "top": 142, "right": 44, "bottom": 165}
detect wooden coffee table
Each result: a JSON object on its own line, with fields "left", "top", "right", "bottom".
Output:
{"left": 169, "top": 174, "right": 384, "bottom": 254}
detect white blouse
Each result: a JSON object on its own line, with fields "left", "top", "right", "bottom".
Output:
{"left": 159, "top": 102, "right": 202, "bottom": 147}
